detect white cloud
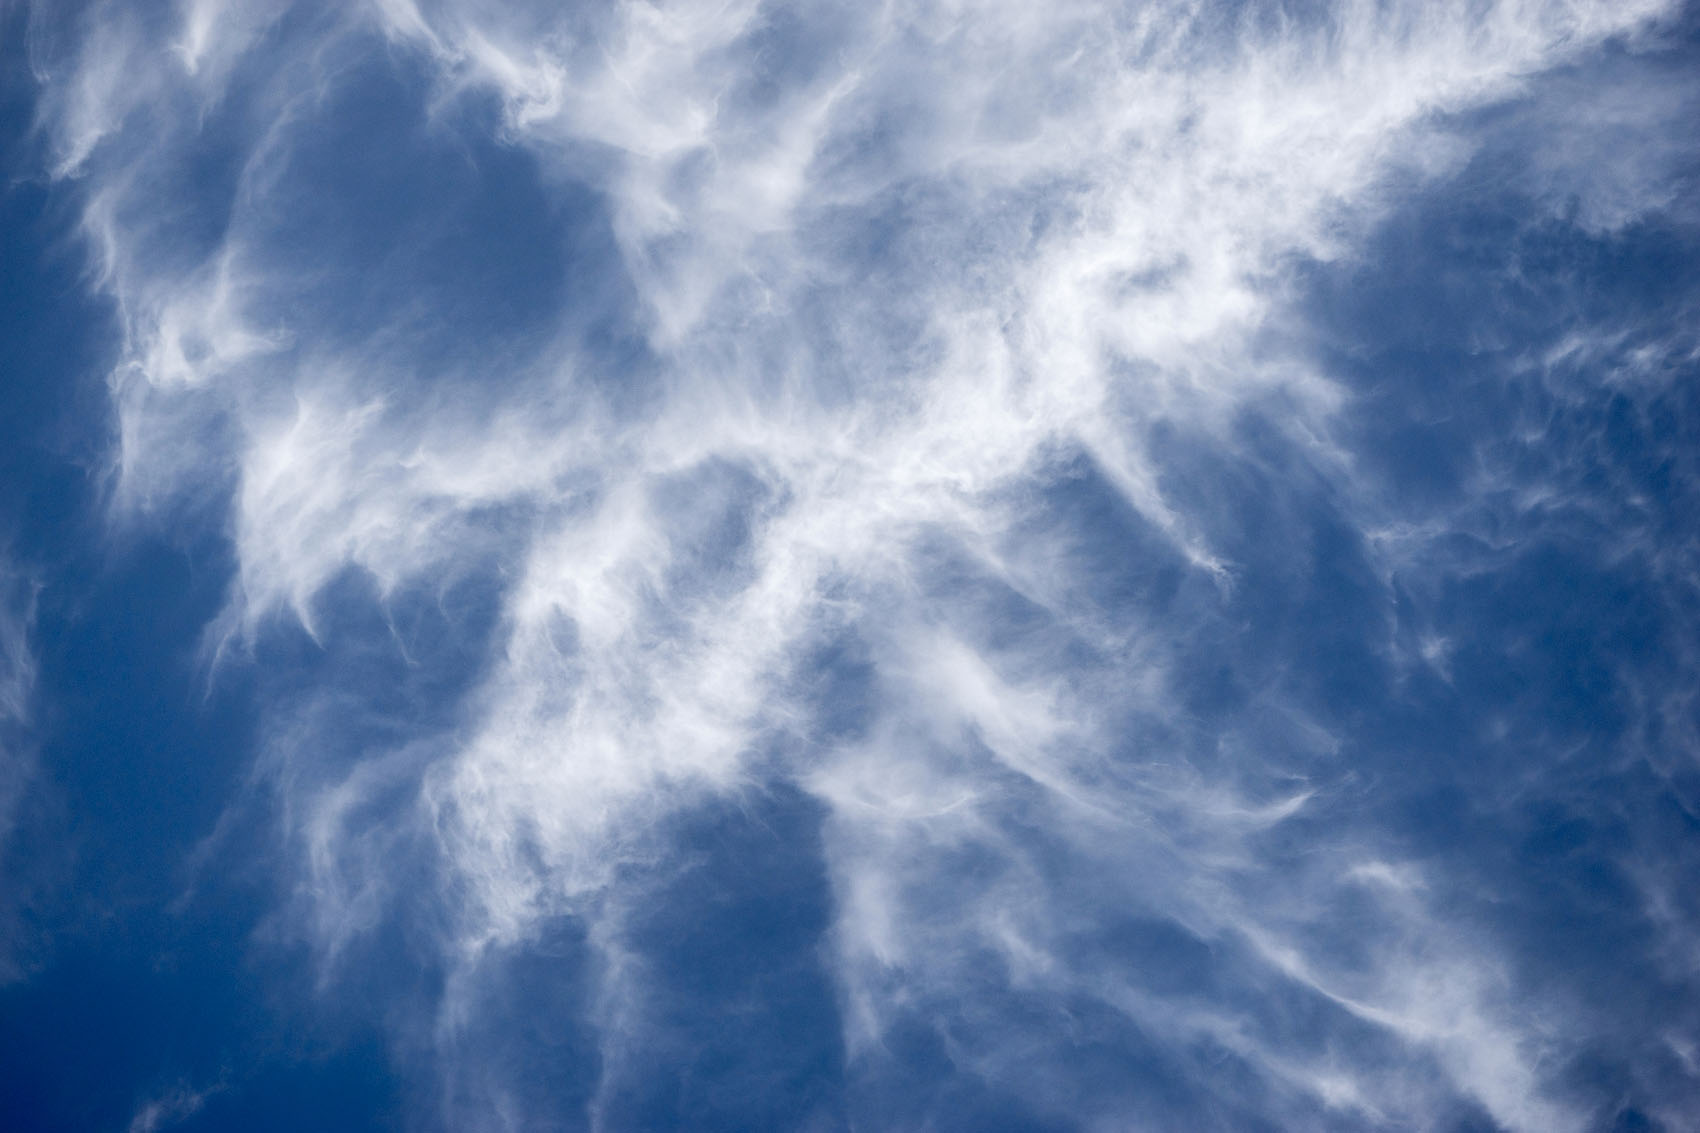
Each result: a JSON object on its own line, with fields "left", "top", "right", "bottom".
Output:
{"left": 25, "top": 0, "right": 1697, "bottom": 1126}
{"left": 126, "top": 1082, "right": 221, "bottom": 1133}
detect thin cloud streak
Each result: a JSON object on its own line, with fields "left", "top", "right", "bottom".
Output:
{"left": 0, "top": 556, "right": 40, "bottom": 984}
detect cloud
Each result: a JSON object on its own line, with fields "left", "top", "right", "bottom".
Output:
{"left": 0, "top": 556, "right": 40, "bottom": 983}
{"left": 126, "top": 1082, "right": 221, "bottom": 1133}
{"left": 21, "top": 0, "right": 1700, "bottom": 1127}
{"left": 0, "top": 558, "right": 33, "bottom": 739}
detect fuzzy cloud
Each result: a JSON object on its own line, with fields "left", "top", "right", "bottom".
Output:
{"left": 22, "top": 0, "right": 1700, "bottom": 1127}
{"left": 0, "top": 556, "right": 40, "bottom": 983}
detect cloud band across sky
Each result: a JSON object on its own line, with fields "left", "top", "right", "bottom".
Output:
{"left": 4, "top": 0, "right": 1700, "bottom": 1129}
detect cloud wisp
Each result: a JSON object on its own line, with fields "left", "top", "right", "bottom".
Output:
{"left": 0, "top": 554, "right": 42, "bottom": 984}
{"left": 18, "top": 0, "right": 1700, "bottom": 1128}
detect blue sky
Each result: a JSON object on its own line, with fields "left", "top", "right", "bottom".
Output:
{"left": 2, "top": 1, "right": 1699, "bottom": 1129}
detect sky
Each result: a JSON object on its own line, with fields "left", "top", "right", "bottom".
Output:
{"left": 1, "top": 1, "right": 1699, "bottom": 1130}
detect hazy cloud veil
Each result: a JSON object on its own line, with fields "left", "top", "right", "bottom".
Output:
{"left": 6, "top": 0, "right": 1700, "bottom": 1128}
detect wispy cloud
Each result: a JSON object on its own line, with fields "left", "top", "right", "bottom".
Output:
{"left": 21, "top": 0, "right": 1700, "bottom": 1127}
{"left": 0, "top": 555, "right": 41, "bottom": 984}
{"left": 126, "top": 1082, "right": 221, "bottom": 1133}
